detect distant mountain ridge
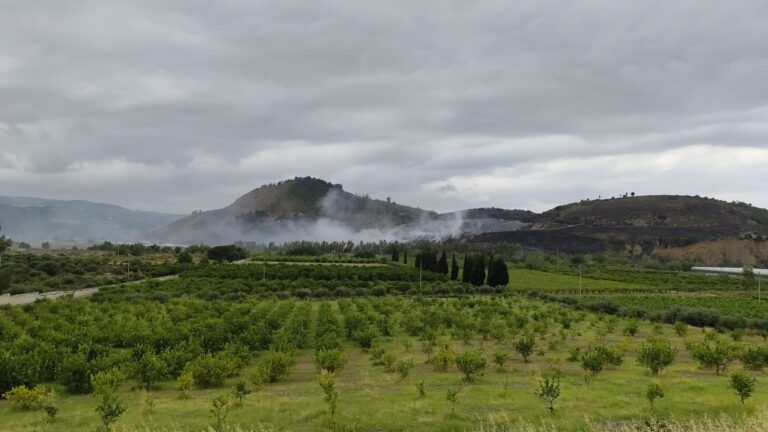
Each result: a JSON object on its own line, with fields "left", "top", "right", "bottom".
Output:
{"left": 159, "top": 177, "right": 439, "bottom": 244}
{"left": 5, "top": 179, "right": 768, "bottom": 251}
{"left": 0, "top": 196, "right": 182, "bottom": 244}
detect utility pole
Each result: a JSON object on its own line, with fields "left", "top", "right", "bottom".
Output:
{"left": 419, "top": 261, "right": 422, "bottom": 291}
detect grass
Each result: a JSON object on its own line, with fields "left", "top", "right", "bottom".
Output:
{"left": 2, "top": 300, "right": 765, "bottom": 432}
{"left": 507, "top": 268, "right": 645, "bottom": 292}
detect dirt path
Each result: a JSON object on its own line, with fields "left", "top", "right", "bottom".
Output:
{"left": 0, "top": 275, "right": 179, "bottom": 306}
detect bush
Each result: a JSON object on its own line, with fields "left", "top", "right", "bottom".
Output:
{"left": 254, "top": 351, "right": 293, "bottom": 383}
{"left": 315, "top": 349, "right": 347, "bottom": 373}
{"left": 186, "top": 355, "right": 230, "bottom": 388}
{"left": 514, "top": 335, "right": 535, "bottom": 363}
{"left": 637, "top": 338, "right": 677, "bottom": 375}
{"left": 396, "top": 358, "right": 414, "bottom": 380}
{"left": 688, "top": 340, "right": 735, "bottom": 375}
{"left": 3, "top": 385, "right": 51, "bottom": 410}
{"left": 455, "top": 349, "right": 486, "bottom": 382}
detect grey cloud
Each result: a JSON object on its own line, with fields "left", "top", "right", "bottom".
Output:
{"left": 1, "top": 1, "right": 767, "bottom": 213}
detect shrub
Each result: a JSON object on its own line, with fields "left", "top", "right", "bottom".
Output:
{"left": 688, "top": 340, "right": 735, "bottom": 375}
{"left": 396, "top": 358, "right": 414, "bottom": 380}
{"left": 254, "top": 351, "right": 294, "bottom": 384}
{"left": 739, "top": 345, "right": 768, "bottom": 371}
{"left": 514, "top": 335, "right": 535, "bottom": 363}
{"left": 455, "top": 349, "right": 487, "bottom": 382}
{"left": 623, "top": 320, "right": 639, "bottom": 337}
{"left": 315, "top": 349, "right": 347, "bottom": 373}
{"left": 580, "top": 351, "right": 606, "bottom": 377}
{"left": 492, "top": 351, "right": 509, "bottom": 370}
{"left": 3, "top": 385, "right": 51, "bottom": 410}
{"left": 637, "top": 338, "right": 677, "bottom": 375}
{"left": 432, "top": 346, "right": 456, "bottom": 372}
{"left": 415, "top": 380, "right": 425, "bottom": 397}
{"left": 186, "top": 355, "right": 229, "bottom": 388}
{"left": 382, "top": 352, "right": 397, "bottom": 373}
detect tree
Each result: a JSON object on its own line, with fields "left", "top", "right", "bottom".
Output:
{"left": 253, "top": 351, "right": 293, "bottom": 383}
{"left": 492, "top": 351, "right": 508, "bottom": 370}
{"left": 177, "top": 251, "right": 193, "bottom": 264}
{"left": 318, "top": 369, "right": 338, "bottom": 421}
{"left": 646, "top": 383, "right": 664, "bottom": 409}
{"left": 487, "top": 257, "right": 510, "bottom": 287}
{"left": 637, "top": 338, "right": 677, "bottom": 375}
{"left": 580, "top": 351, "right": 606, "bottom": 377}
{"left": 209, "top": 395, "right": 230, "bottom": 432}
{"left": 93, "top": 370, "right": 126, "bottom": 432}
{"left": 743, "top": 266, "right": 757, "bottom": 291}
{"left": 455, "top": 349, "right": 486, "bottom": 382}
{"left": 514, "top": 335, "right": 535, "bottom": 363}
{"left": 461, "top": 255, "right": 473, "bottom": 283}
{"left": 232, "top": 381, "right": 251, "bottom": 405}
{"left": 730, "top": 370, "right": 756, "bottom": 404}
{"left": 471, "top": 255, "right": 486, "bottom": 286}
{"left": 403, "top": 251, "right": 407, "bottom": 265}
{"left": 391, "top": 248, "right": 399, "bottom": 262}
{"left": 689, "top": 341, "right": 735, "bottom": 375}
{"left": 436, "top": 251, "right": 449, "bottom": 275}
{"left": 130, "top": 351, "right": 167, "bottom": 390}
{"left": 206, "top": 245, "right": 247, "bottom": 263}
{"left": 450, "top": 254, "right": 459, "bottom": 281}
{"left": 396, "top": 358, "right": 414, "bottom": 380}
{"left": 535, "top": 376, "right": 560, "bottom": 414}
{"left": 446, "top": 387, "right": 460, "bottom": 413}
{"left": 315, "top": 349, "right": 347, "bottom": 373}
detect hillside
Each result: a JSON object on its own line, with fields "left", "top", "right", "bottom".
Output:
{"left": 160, "top": 177, "right": 437, "bottom": 244}
{"left": 0, "top": 196, "right": 182, "bottom": 244}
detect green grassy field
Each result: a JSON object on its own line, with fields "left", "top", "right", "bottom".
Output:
{"left": 508, "top": 267, "right": 645, "bottom": 292}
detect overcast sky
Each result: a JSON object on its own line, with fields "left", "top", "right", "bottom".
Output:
{"left": 1, "top": 1, "right": 768, "bottom": 214}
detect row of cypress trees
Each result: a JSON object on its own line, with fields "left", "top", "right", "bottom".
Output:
{"left": 410, "top": 250, "right": 509, "bottom": 287}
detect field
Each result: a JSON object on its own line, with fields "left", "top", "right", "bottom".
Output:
{"left": 2, "top": 256, "right": 768, "bottom": 432}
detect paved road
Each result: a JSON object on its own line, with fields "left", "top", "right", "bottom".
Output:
{"left": 0, "top": 275, "right": 179, "bottom": 306}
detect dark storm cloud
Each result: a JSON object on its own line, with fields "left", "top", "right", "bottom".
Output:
{"left": 1, "top": 0, "right": 768, "bottom": 213}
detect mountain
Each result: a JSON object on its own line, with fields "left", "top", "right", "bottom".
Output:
{"left": 160, "top": 177, "right": 439, "bottom": 244}
{"left": 470, "top": 195, "right": 768, "bottom": 254}
{"left": 0, "top": 196, "right": 183, "bottom": 245}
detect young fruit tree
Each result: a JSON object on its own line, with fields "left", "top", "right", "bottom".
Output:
{"left": 535, "top": 376, "right": 560, "bottom": 414}
{"left": 637, "top": 338, "right": 677, "bottom": 375}
{"left": 645, "top": 383, "right": 664, "bottom": 409}
{"left": 729, "top": 370, "right": 756, "bottom": 404}
{"left": 318, "top": 370, "right": 339, "bottom": 421}
{"left": 455, "top": 349, "right": 487, "bottom": 382}
{"left": 514, "top": 335, "right": 535, "bottom": 363}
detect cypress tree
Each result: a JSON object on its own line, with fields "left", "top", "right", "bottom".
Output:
{"left": 414, "top": 253, "right": 421, "bottom": 269}
{"left": 392, "top": 249, "right": 399, "bottom": 262}
{"left": 436, "top": 251, "right": 449, "bottom": 275}
{"left": 461, "top": 255, "right": 473, "bottom": 283}
{"left": 471, "top": 255, "right": 486, "bottom": 286}
{"left": 403, "top": 251, "right": 407, "bottom": 265}
{"left": 450, "top": 254, "right": 459, "bottom": 281}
